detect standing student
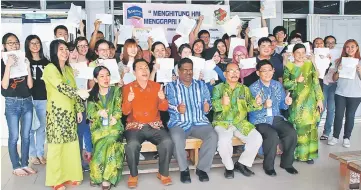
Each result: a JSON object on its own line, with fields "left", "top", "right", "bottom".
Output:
{"left": 25, "top": 35, "right": 49, "bottom": 165}
{"left": 192, "top": 39, "right": 206, "bottom": 58}
{"left": 149, "top": 41, "right": 167, "bottom": 81}
{"left": 54, "top": 25, "right": 69, "bottom": 42}
{"left": 283, "top": 44, "right": 323, "bottom": 164}
{"left": 273, "top": 26, "right": 287, "bottom": 54}
{"left": 2, "top": 33, "right": 36, "bottom": 176}
{"left": 213, "top": 39, "right": 228, "bottom": 62}
{"left": 198, "top": 30, "right": 211, "bottom": 49}
{"left": 232, "top": 45, "right": 258, "bottom": 86}
{"left": 43, "top": 40, "right": 88, "bottom": 189}
{"left": 87, "top": 66, "right": 125, "bottom": 189}
{"left": 328, "top": 39, "right": 361, "bottom": 148}
{"left": 74, "top": 36, "right": 93, "bottom": 63}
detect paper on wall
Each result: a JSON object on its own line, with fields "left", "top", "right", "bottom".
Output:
{"left": 221, "top": 15, "right": 242, "bottom": 36}
{"left": 239, "top": 57, "right": 257, "bottom": 69}
{"left": 96, "top": 14, "right": 113, "bottom": 25}
{"left": 2, "top": 51, "right": 28, "bottom": 79}
{"left": 228, "top": 37, "right": 246, "bottom": 58}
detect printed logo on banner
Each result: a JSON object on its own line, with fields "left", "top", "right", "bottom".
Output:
{"left": 127, "top": 6, "right": 143, "bottom": 19}
{"left": 214, "top": 8, "right": 227, "bottom": 24}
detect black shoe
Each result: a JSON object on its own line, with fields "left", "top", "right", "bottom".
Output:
{"left": 306, "top": 159, "right": 314, "bottom": 164}
{"left": 282, "top": 166, "right": 298, "bottom": 175}
{"left": 234, "top": 162, "right": 252, "bottom": 177}
{"left": 245, "top": 166, "right": 255, "bottom": 175}
{"left": 196, "top": 169, "right": 209, "bottom": 182}
{"left": 224, "top": 169, "right": 234, "bottom": 179}
{"left": 180, "top": 168, "right": 191, "bottom": 184}
{"left": 264, "top": 169, "right": 277, "bottom": 176}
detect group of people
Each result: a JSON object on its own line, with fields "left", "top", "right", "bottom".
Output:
{"left": 1, "top": 11, "right": 361, "bottom": 190}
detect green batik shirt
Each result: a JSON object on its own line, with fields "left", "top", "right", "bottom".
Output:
{"left": 212, "top": 82, "right": 262, "bottom": 136}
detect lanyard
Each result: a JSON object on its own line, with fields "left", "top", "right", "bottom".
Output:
{"left": 98, "top": 88, "right": 111, "bottom": 108}
{"left": 258, "top": 80, "right": 272, "bottom": 100}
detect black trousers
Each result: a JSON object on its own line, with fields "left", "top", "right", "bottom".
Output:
{"left": 125, "top": 125, "right": 173, "bottom": 177}
{"left": 256, "top": 116, "right": 297, "bottom": 170}
{"left": 333, "top": 94, "right": 361, "bottom": 139}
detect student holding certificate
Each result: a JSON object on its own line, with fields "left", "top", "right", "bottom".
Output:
{"left": 329, "top": 39, "right": 361, "bottom": 148}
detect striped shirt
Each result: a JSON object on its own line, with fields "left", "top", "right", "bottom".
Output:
{"left": 165, "top": 79, "right": 211, "bottom": 131}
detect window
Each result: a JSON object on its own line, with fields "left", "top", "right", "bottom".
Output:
{"left": 314, "top": 1, "right": 340, "bottom": 14}
{"left": 283, "top": 18, "right": 307, "bottom": 42}
{"left": 1, "top": 1, "right": 40, "bottom": 9}
{"left": 283, "top": 1, "right": 309, "bottom": 14}
{"left": 46, "top": 1, "right": 85, "bottom": 9}
{"left": 191, "top": 0, "right": 224, "bottom": 4}
{"left": 114, "top": 0, "right": 146, "bottom": 10}
{"left": 230, "top": 1, "right": 260, "bottom": 12}
{"left": 151, "top": 0, "right": 186, "bottom": 3}
{"left": 345, "top": 0, "right": 361, "bottom": 15}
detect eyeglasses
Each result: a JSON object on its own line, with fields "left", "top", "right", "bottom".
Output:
{"left": 326, "top": 42, "right": 336, "bottom": 45}
{"left": 30, "top": 42, "right": 41, "bottom": 46}
{"left": 226, "top": 70, "right": 240, "bottom": 74}
{"left": 259, "top": 69, "right": 274, "bottom": 73}
{"left": 6, "top": 42, "right": 20, "bottom": 46}
{"left": 77, "top": 45, "right": 89, "bottom": 49}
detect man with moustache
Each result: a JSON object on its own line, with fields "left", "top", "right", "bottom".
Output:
{"left": 165, "top": 58, "right": 218, "bottom": 184}
{"left": 212, "top": 63, "right": 263, "bottom": 179}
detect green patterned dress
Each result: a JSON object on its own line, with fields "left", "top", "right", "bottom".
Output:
{"left": 212, "top": 82, "right": 262, "bottom": 136}
{"left": 87, "top": 86, "right": 125, "bottom": 185}
{"left": 283, "top": 61, "right": 323, "bottom": 161}
{"left": 43, "top": 64, "right": 84, "bottom": 186}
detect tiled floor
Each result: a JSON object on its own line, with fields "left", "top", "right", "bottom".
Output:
{"left": 1, "top": 123, "right": 360, "bottom": 190}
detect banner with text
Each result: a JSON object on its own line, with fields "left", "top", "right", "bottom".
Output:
{"left": 123, "top": 3, "right": 230, "bottom": 45}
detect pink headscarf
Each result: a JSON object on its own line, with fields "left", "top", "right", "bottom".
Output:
{"left": 232, "top": 45, "right": 256, "bottom": 84}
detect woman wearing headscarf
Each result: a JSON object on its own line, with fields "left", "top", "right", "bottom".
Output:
{"left": 232, "top": 45, "right": 258, "bottom": 87}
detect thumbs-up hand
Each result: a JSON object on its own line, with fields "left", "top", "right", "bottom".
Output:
{"left": 158, "top": 84, "right": 165, "bottom": 100}
{"left": 203, "top": 99, "right": 210, "bottom": 113}
{"left": 297, "top": 73, "right": 304, "bottom": 83}
{"left": 128, "top": 86, "right": 135, "bottom": 102}
{"left": 255, "top": 93, "right": 262, "bottom": 106}
{"left": 285, "top": 92, "right": 292, "bottom": 105}
{"left": 178, "top": 101, "right": 186, "bottom": 114}
{"left": 264, "top": 97, "right": 272, "bottom": 108}
{"left": 222, "top": 92, "right": 230, "bottom": 106}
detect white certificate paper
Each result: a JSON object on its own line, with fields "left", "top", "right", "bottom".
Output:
{"left": 176, "top": 16, "right": 196, "bottom": 37}
{"left": 133, "top": 28, "right": 152, "bottom": 50}
{"left": 117, "top": 25, "right": 134, "bottom": 45}
{"left": 156, "top": 69, "right": 173, "bottom": 83}
{"left": 2, "top": 51, "right": 28, "bottom": 79}
{"left": 222, "top": 15, "right": 242, "bottom": 36}
{"left": 101, "top": 59, "right": 121, "bottom": 84}
{"left": 149, "top": 27, "right": 169, "bottom": 48}
{"left": 70, "top": 62, "right": 94, "bottom": 80}
{"left": 261, "top": 0, "right": 276, "bottom": 19}
{"left": 228, "top": 37, "right": 246, "bottom": 58}
{"left": 239, "top": 57, "right": 257, "bottom": 69}
{"left": 339, "top": 57, "right": 359, "bottom": 79}
{"left": 96, "top": 14, "right": 113, "bottom": 25}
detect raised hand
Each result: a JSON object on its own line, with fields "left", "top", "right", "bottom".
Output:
{"left": 297, "top": 73, "right": 304, "bottom": 83}
{"left": 128, "top": 86, "right": 135, "bottom": 102}
{"left": 264, "top": 97, "right": 272, "bottom": 108}
{"left": 203, "top": 99, "right": 210, "bottom": 113}
{"left": 222, "top": 92, "right": 230, "bottom": 106}
{"left": 285, "top": 92, "right": 292, "bottom": 105}
{"left": 158, "top": 84, "right": 165, "bottom": 100}
{"left": 255, "top": 93, "right": 262, "bottom": 106}
{"left": 94, "top": 19, "right": 102, "bottom": 31}
{"left": 178, "top": 101, "right": 186, "bottom": 114}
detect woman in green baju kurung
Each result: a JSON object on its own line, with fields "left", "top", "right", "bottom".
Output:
{"left": 283, "top": 44, "right": 324, "bottom": 163}
{"left": 43, "top": 40, "right": 86, "bottom": 189}
{"left": 87, "top": 66, "right": 125, "bottom": 189}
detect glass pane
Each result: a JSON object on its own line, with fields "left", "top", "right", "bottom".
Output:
{"left": 2, "top": 1, "right": 40, "bottom": 9}
{"left": 345, "top": 0, "right": 361, "bottom": 15}
{"left": 283, "top": 18, "right": 307, "bottom": 42}
{"left": 283, "top": 1, "right": 309, "bottom": 14}
{"left": 191, "top": 0, "right": 224, "bottom": 4}
{"left": 230, "top": 0, "right": 260, "bottom": 12}
{"left": 114, "top": 0, "right": 146, "bottom": 10}
{"left": 46, "top": 1, "right": 85, "bottom": 9}
{"left": 151, "top": 0, "right": 186, "bottom": 3}
{"left": 314, "top": 1, "right": 340, "bottom": 14}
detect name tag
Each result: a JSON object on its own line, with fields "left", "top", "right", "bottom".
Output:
{"left": 267, "top": 108, "right": 273, "bottom": 116}
{"left": 102, "top": 118, "right": 109, "bottom": 126}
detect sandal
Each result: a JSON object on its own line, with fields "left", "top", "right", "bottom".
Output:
{"left": 38, "top": 157, "right": 47, "bottom": 165}
{"left": 30, "top": 157, "right": 41, "bottom": 165}
{"left": 13, "top": 168, "right": 29, "bottom": 177}
{"left": 22, "top": 167, "right": 37, "bottom": 175}
{"left": 53, "top": 184, "right": 66, "bottom": 190}
{"left": 320, "top": 135, "right": 328, "bottom": 140}
{"left": 64, "top": 181, "right": 81, "bottom": 186}
{"left": 102, "top": 181, "right": 111, "bottom": 190}
{"left": 90, "top": 181, "right": 99, "bottom": 187}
